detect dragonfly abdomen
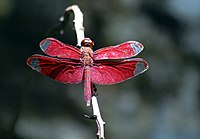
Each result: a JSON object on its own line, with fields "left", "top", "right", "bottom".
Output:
{"left": 84, "top": 66, "right": 91, "bottom": 106}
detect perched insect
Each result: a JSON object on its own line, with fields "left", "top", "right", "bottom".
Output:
{"left": 27, "top": 38, "right": 149, "bottom": 106}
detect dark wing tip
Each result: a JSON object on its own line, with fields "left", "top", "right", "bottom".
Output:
{"left": 134, "top": 59, "right": 149, "bottom": 76}
{"left": 39, "top": 38, "right": 52, "bottom": 52}
{"left": 27, "top": 56, "right": 41, "bottom": 72}
{"left": 130, "top": 41, "right": 144, "bottom": 55}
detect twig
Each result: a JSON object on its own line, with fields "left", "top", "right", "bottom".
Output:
{"left": 65, "top": 5, "right": 85, "bottom": 46}
{"left": 65, "top": 5, "right": 105, "bottom": 139}
{"left": 92, "top": 95, "right": 105, "bottom": 139}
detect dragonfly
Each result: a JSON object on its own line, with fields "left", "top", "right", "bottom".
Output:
{"left": 27, "top": 38, "right": 149, "bottom": 106}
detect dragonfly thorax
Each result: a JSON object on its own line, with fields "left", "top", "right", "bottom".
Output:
{"left": 81, "top": 47, "right": 93, "bottom": 66}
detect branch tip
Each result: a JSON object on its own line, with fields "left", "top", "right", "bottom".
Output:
{"left": 85, "top": 114, "right": 97, "bottom": 120}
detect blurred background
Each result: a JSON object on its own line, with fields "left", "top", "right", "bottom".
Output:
{"left": 0, "top": 0, "right": 199, "bottom": 139}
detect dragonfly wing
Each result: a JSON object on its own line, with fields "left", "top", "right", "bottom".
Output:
{"left": 27, "top": 54, "right": 83, "bottom": 84}
{"left": 40, "top": 38, "right": 82, "bottom": 59}
{"left": 91, "top": 58, "right": 149, "bottom": 85}
{"left": 93, "top": 41, "right": 144, "bottom": 60}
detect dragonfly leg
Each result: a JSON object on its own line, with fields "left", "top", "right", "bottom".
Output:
{"left": 91, "top": 82, "right": 98, "bottom": 96}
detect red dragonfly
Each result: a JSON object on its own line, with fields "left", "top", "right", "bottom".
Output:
{"left": 27, "top": 38, "right": 149, "bottom": 106}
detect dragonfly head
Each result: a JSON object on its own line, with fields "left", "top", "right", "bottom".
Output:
{"left": 81, "top": 38, "right": 94, "bottom": 47}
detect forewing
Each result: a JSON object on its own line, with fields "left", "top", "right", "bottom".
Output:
{"left": 27, "top": 54, "right": 83, "bottom": 84}
{"left": 93, "top": 41, "right": 144, "bottom": 60}
{"left": 91, "top": 58, "right": 148, "bottom": 85}
{"left": 40, "top": 38, "right": 82, "bottom": 59}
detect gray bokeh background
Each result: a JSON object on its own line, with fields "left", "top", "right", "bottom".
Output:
{"left": 0, "top": 0, "right": 199, "bottom": 139}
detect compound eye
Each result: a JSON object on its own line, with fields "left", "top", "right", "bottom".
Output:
{"left": 81, "top": 38, "right": 94, "bottom": 47}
